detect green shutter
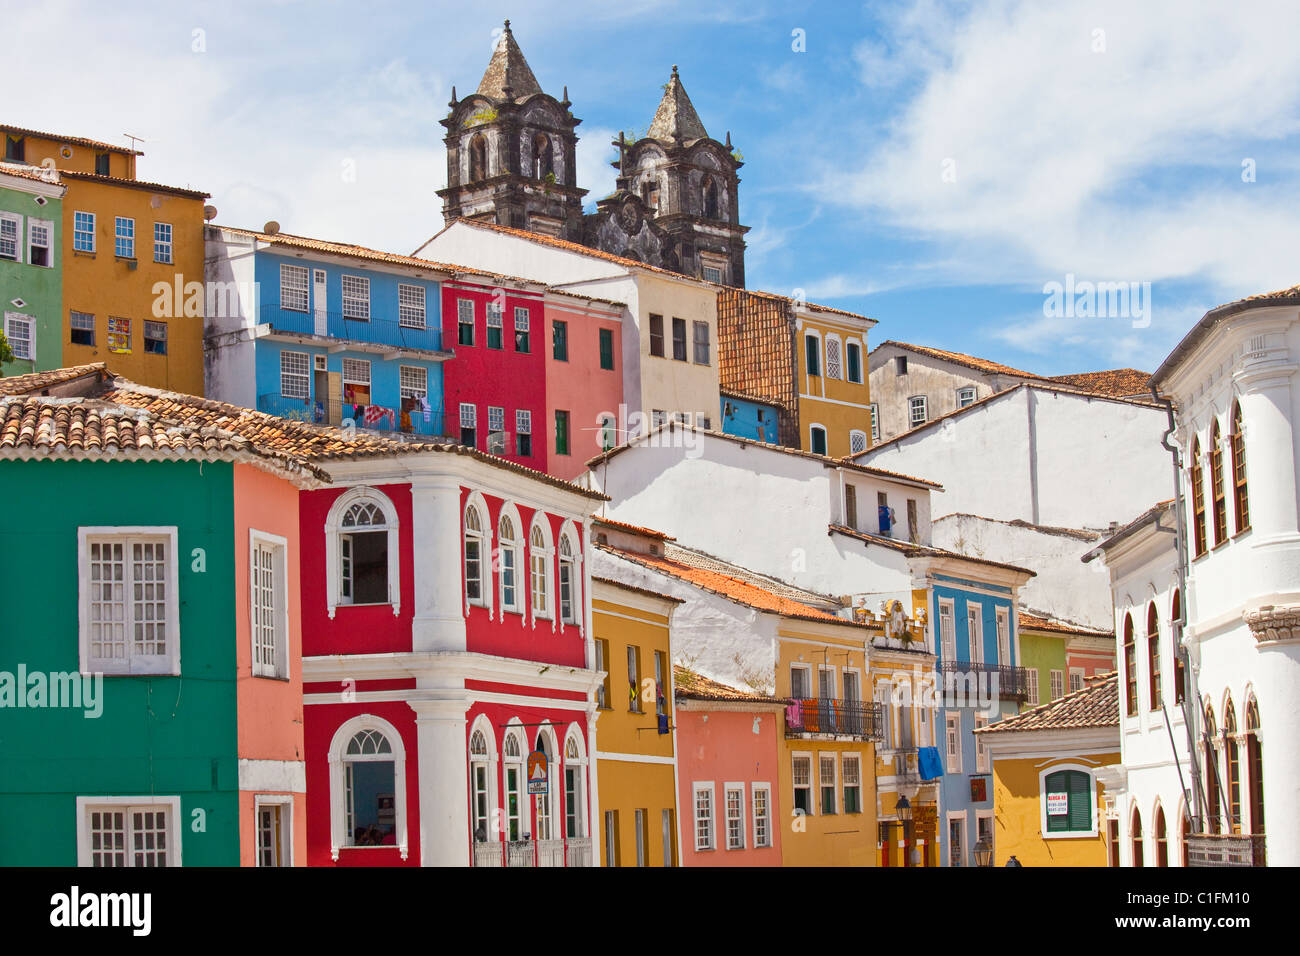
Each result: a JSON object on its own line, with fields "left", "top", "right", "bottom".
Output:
{"left": 599, "top": 329, "right": 614, "bottom": 369}
{"left": 1068, "top": 771, "right": 1092, "bottom": 831}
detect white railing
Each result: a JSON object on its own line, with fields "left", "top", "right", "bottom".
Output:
{"left": 537, "top": 839, "right": 566, "bottom": 868}
{"left": 566, "top": 836, "right": 592, "bottom": 867}
{"left": 507, "top": 840, "right": 537, "bottom": 867}
{"left": 474, "top": 837, "right": 593, "bottom": 867}
{"left": 472, "top": 841, "right": 503, "bottom": 868}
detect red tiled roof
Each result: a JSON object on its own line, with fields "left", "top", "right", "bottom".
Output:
{"left": 0, "top": 162, "right": 63, "bottom": 187}
{"left": 1018, "top": 611, "right": 1113, "bottom": 639}
{"left": 717, "top": 287, "right": 797, "bottom": 440}
{"left": 673, "top": 665, "right": 786, "bottom": 704}
{"left": 0, "top": 363, "right": 106, "bottom": 397}
{"left": 58, "top": 170, "right": 209, "bottom": 200}
{"left": 0, "top": 124, "right": 142, "bottom": 155}
{"left": 593, "top": 516, "right": 676, "bottom": 541}
{"left": 874, "top": 340, "right": 1046, "bottom": 380}
{"left": 1048, "top": 369, "right": 1153, "bottom": 398}
{"left": 977, "top": 672, "right": 1118, "bottom": 734}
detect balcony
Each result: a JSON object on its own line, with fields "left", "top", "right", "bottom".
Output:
{"left": 473, "top": 837, "right": 592, "bottom": 868}
{"left": 257, "top": 391, "right": 444, "bottom": 438}
{"left": 940, "top": 661, "right": 1031, "bottom": 702}
{"left": 785, "top": 698, "right": 883, "bottom": 740}
{"left": 260, "top": 303, "right": 447, "bottom": 356}
{"left": 1186, "top": 833, "right": 1266, "bottom": 867}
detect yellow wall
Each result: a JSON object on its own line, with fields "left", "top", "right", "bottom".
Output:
{"left": 991, "top": 752, "right": 1120, "bottom": 867}
{"left": 592, "top": 590, "right": 678, "bottom": 866}
{"left": 796, "top": 313, "right": 874, "bottom": 457}
{"left": 61, "top": 177, "right": 206, "bottom": 395}
{"left": 776, "top": 624, "right": 878, "bottom": 866}
{"left": 637, "top": 273, "right": 720, "bottom": 425}
{"left": 4, "top": 130, "right": 137, "bottom": 179}
{"left": 870, "top": 644, "right": 939, "bottom": 867}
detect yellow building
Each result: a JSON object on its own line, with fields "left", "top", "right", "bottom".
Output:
{"left": 591, "top": 573, "right": 682, "bottom": 866}
{"left": 2, "top": 124, "right": 140, "bottom": 178}
{"left": 976, "top": 672, "right": 1120, "bottom": 867}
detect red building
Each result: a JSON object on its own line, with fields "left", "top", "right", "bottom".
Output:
{"left": 300, "top": 444, "right": 606, "bottom": 866}
{"left": 442, "top": 278, "right": 550, "bottom": 475}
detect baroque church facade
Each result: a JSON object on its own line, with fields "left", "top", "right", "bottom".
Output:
{"left": 438, "top": 21, "right": 749, "bottom": 287}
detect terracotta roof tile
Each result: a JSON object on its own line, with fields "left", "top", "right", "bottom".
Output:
{"left": 673, "top": 665, "right": 786, "bottom": 704}
{"left": 0, "top": 124, "right": 142, "bottom": 155}
{"left": 978, "top": 672, "right": 1118, "bottom": 734}
{"left": 58, "top": 170, "right": 208, "bottom": 200}
{"left": 717, "top": 287, "right": 797, "bottom": 441}
{"left": 874, "top": 340, "right": 1046, "bottom": 380}
{"left": 0, "top": 162, "right": 64, "bottom": 186}
{"left": 592, "top": 575, "right": 684, "bottom": 604}
{"left": 593, "top": 516, "right": 676, "bottom": 541}
{"left": 0, "top": 363, "right": 106, "bottom": 396}
{"left": 1048, "top": 368, "right": 1153, "bottom": 398}
{"left": 1018, "top": 611, "right": 1113, "bottom": 639}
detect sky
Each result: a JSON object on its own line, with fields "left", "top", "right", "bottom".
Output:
{"left": 9, "top": 0, "right": 1300, "bottom": 376}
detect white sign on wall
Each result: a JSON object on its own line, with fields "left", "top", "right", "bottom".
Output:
{"left": 1047, "top": 792, "right": 1069, "bottom": 816}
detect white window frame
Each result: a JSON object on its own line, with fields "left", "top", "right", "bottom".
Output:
{"left": 1026, "top": 668, "right": 1040, "bottom": 706}
{"left": 1038, "top": 763, "right": 1099, "bottom": 839}
{"left": 938, "top": 598, "right": 956, "bottom": 662}
{"left": 974, "top": 714, "right": 989, "bottom": 773}
{"left": 818, "top": 752, "right": 838, "bottom": 816}
{"left": 957, "top": 386, "right": 977, "bottom": 408}
{"left": 693, "top": 782, "right": 715, "bottom": 851}
{"left": 153, "top": 221, "right": 173, "bottom": 265}
{"left": 1069, "top": 667, "right": 1085, "bottom": 693}
{"left": 463, "top": 497, "right": 490, "bottom": 611}
{"left": 528, "top": 516, "right": 553, "bottom": 622}
{"left": 397, "top": 283, "right": 426, "bottom": 329}
{"left": 809, "top": 423, "right": 828, "bottom": 456}
{"left": 341, "top": 274, "right": 370, "bottom": 320}
{"left": 457, "top": 298, "right": 475, "bottom": 344}
{"left": 846, "top": 340, "right": 864, "bottom": 384}
{"left": 497, "top": 504, "right": 523, "bottom": 614}
{"left": 792, "top": 752, "right": 813, "bottom": 817}
{"left": 4, "top": 312, "right": 34, "bottom": 362}
{"left": 563, "top": 727, "right": 587, "bottom": 839}
{"left": 323, "top": 488, "right": 400, "bottom": 619}
{"left": 341, "top": 357, "right": 370, "bottom": 391}
{"left": 280, "top": 264, "right": 309, "bottom": 312}
{"left": 558, "top": 528, "right": 579, "bottom": 625}
{"left": 724, "top": 783, "right": 746, "bottom": 850}
{"left": 1050, "top": 669, "right": 1065, "bottom": 700}
{"left": 73, "top": 210, "right": 95, "bottom": 253}
{"left": 967, "top": 601, "right": 983, "bottom": 666}
{"left": 280, "top": 350, "right": 310, "bottom": 400}
{"left": 114, "top": 216, "right": 134, "bottom": 258}
{"left": 692, "top": 320, "right": 711, "bottom": 365}
{"left": 842, "top": 753, "right": 863, "bottom": 814}
{"left": 399, "top": 365, "right": 427, "bottom": 400}
{"left": 28, "top": 217, "right": 53, "bottom": 267}
{"left": 824, "top": 333, "right": 843, "bottom": 380}
{"left": 78, "top": 526, "right": 181, "bottom": 676}
{"left": 249, "top": 530, "right": 290, "bottom": 680}
{"left": 996, "top": 607, "right": 1011, "bottom": 666}
{"left": 909, "top": 395, "right": 928, "bottom": 428}
{"left": 327, "top": 714, "right": 408, "bottom": 860}
{"left": 945, "top": 713, "right": 962, "bottom": 774}
{"left": 752, "top": 783, "right": 772, "bottom": 848}
{"left": 254, "top": 794, "right": 294, "bottom": 867}
{"left": 869, "top": 403, "right": 880, "bottom": 442}
{"left": 76, "top": 795, "right": 182, "bottom": 867}
{"left": 947, "top": 812, "right": 966, "bottom": 867}
{"left": 849, "top": 429, "right": 868, "bottom": 455}
{"left": 0, "top": 210, "right": 22, "bottom": 262}
{"left": 487, "top": 405, "right": 506, "bottom": 455}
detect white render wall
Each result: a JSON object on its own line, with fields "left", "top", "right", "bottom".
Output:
{"left": 857, "top": 387, "right": 1172, "bottom": 530}
{"left": 933, "top": 514, "right": 1112, "bottom": 630}
{"left": 203, "top": 228, "right": 261, "bottom": 410}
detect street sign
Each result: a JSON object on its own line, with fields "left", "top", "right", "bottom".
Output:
{"left": 526, "top": 750, "right": 548, "bottom": 795}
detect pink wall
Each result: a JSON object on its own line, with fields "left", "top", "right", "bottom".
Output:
{"left": 544, "top": 298, "right": 624, "bottom": 480}
{"left": 675, "top": 705, "right": 784, "bottom": 866}
{"left": 233, "top": 463, "right": 307, "bottom": 866}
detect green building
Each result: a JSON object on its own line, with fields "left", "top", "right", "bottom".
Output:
{"left": 1018, "top": 612, "right": 1115, "bottom": 711}
{"left": 0, "top": 164, "right": 64, "bottom": 376}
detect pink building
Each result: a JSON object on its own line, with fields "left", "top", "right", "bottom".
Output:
{"left": 544, "top": 291, "right": 625, "bottom": 480}
{"left": 674, "top": 668, "right": 786, "bottom": 866}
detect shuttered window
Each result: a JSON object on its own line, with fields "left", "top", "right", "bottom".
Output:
{"left": 1044, "top": 769, "right": 1092, "bottom": 833}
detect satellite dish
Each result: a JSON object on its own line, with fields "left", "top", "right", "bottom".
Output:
{"left": 203, "top": 205, "right": 218, "bottom": 221}
{"left": 264, "top": 220, "right": 280, "bottom": 235}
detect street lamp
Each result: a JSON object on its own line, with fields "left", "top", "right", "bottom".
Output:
{"left": 973, "top": 837, "right": 993, "bottom": 867}
{"left": 896, "top": 796, "right": 912, "bottom": 868}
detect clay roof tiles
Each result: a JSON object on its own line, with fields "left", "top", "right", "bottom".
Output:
{"left": 57, "top": 170, "right": 209, "bottom": 200}
{"left": 0, "top": 124, "right": 142, "bottom": 155}
{"left": 977, "top": 672, "right": 1119, "bottom": 734}
{"left": 1048, "top": 368, "right": 1152, "bottom": 398}
{"left": 875, "top": 340, "right": 1046, "bottom": 380}
{"left": 673, "top": 665, "right": 786, "bottom": 704}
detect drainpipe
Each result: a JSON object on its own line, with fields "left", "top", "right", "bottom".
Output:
{"left": 1153, "top": 385, "right": 1206, "bottom": 832}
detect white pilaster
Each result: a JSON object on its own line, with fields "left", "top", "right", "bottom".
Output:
{"left": 410, "top": 474, "right": 468, "bottom": 653}
{"left": 409, "top": 695, "right": 471, "bottom": 866}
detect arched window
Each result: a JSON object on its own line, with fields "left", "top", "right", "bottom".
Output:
{"left": 1204, "top": 704, "right": 1221, "bottom": 835}
{"left": 702, "top": 176, "right": 719, "bottom": 219}
{"left": 325, "top": 488, "right": 400, "bottom": 618}
{"left": 529, "top": 519, "right": 552, "bottom": 621}
{"left": 533, "top": 727, "right": 557, "bottom": 843}
{"left": 1245, "top": 697, "right": 1264, "bottom": 836}
{"left": 558, "top": 532, "right": 578, "bottom": 625}
{"left": 824, "top": 334, "right": 843, "bottom": 380}
{"left": 469, "top": 133, "right": 487, "bottom": 182}
{"left": 809, "top": 424, "right": 827, "bottom": 457}
{"left": 469, "top": 722, "right": 496, "bottom": 843}
{"left": 1131, "top": 807, "right": 1144, "bottom": 867}
{"left": 499, "top": 512, "right": 521, "bottom": 614}
{"left": 532, "top": 133, "right": 553, "bottom": 180}
{"left": 327, "top": 715, "right": 407, "bottom": 859}
{"left": 1231, "top": 402, "right": 1249, "bottom": 533}
{"left": 1123, "top": 613, "right": 1137, "bottom": 717}
{"left": 1224, "top": 699, "right": 1241, "bottom": 833}
{"left": 1172, "top": 589, "right": 1185, "bottom": 705}
{"left": 563, "top": 728, "right": 587, "bottom": 839}
{"left": 1154, "top": 805, "right": 1168, "bottom": 867}
{"left": 1210, "top": 421, "right": 1228, "bottom": 546}
{"left": 1041, "top": 768, "right": 1095, "bottom": 835}
{"left": 502, "top": 728, "right": 524, "bottom": 841}
{"left": 1180, "top": 803, "right": 1191, "bottom": 866}
{"left": 464, "top": 501, "right": 487, "bottom": 608}
{"left": 1191, "top": 438, "right": 1207, "bottom": 557}
{"left": 1147, "top": 603, "right": 1161, "bottom": 710}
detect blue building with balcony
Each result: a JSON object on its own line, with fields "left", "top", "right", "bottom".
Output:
{"left": 204, "top": 226, "right": 454, "bottom": 438}
{"left": 720, "top": 389, "right": 780, "bottom": 444}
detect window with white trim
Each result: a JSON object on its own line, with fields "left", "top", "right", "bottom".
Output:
{"left": 516, "top": 409, "right": 532, "bottom": 457}
{"left": 341, "top": 275, "right": 370, "bottom": 320}
{"left": 843, "top": 754, "right": 862, "bottom": 813}
{"left": 752, "top": 784, "right": 772, "bottom": 847}
{"left": 850, "top": 429, "right": 868, "bottom": 455}
{"left": 945, "top": 713, "right": 962, "bottom": 774}
{"left": 1069, "top": 668, "right": 1084, "bottom": 693}
{"left": 339, "top": 499, "right": 389, "bottom": 606}
{"left": 464, "top": 504, "right": 486, "bottom": 606}
{"left": 819, "top": 754, "right": 837, "bottom": 815}
{"left": 967, "top": 603, "right": 983, "bottom": 665}
{"left": 486, "top": 303, "right": 503, "bottom": 349}
{"left": 459, "top": 402, "right": 476, "bottom": 448}
{"left": 1050, "top": 669, "right": 1064, "bottom": 700}
{"left": 342, "top": 727, "right": 398, "bottom": 847}
{"left": 341, "top": 358, "right": 370, "bottom": 393}
{"left": 514, "top": 306, "right": 530, "bottom": 353}
{"left": 558, "top": 534, "right": 577, "bottom": 624}
{"left": 846, "top": 341, "right": 863, "bottom": 383}
{"left": 693, "top": 320, "right": 710, "bottom": 365}
{"left": 397, "top": 284, "right": 426, "bottom": 329}
{"left": 256, "top": 799, "right": 291, "bottom": 866}
{"left": 1026, "top": 668, "right": 1040, "bottom": 706}
{"left": 869, "top": 404, "right": 880, "bottom": 442}
{"left": 725, "top": 786, "right": 745, "bottom": 849}
{"left": 399, "top": 365, "right": 427, "bottom": 400}
{"left": 153, "top": 222, "right": 173, "bottom": 264}
{"left": 457, "top": 298, "right": 475, "bottom": 346}
{"left": 280, "top": 350, "right": 310, "bottom": 399}
{"left": 499, "top": 513, "right": 521, "bottom": 612}
{"left": 487, "top": 405, "right": 505, "bottom": 455}
{"left": 939, "top": 600, "right": 956, "bottom": 662}
{"left": 974, "top": 715, "right": 989, "bottom": 773}
{"left": 1042, "top": 768, "right": 1096, "bottom": 836}
{"left": 957, "top": 386, "right": 976, "bottom": 408}
{"left": 29, "top": 218, "right": 52, "bottom": 267}
{"left": 80, "top": 797, "right": 179, "bottom": 867}
{"left": 825, "top": 336, "right": 842, "bottom": 379}
{"left": 909, "top": 395, "right": 928, "bottom": 428}
{"left": 79, "top": 528, "right": 179, "bottom": 675}
{"left": 996, "top": 607, "right": 1010, "bottom": 665}
{"left": 70, "top": 310, "right": 95, "bottom": 346}
{"left": 114, "top": 216, "right": 134, "bottom": 258}
{"left": 0, "top": 212, "right": 19, "bottom": 261}
{"left": 73, "top": 211, "right": 95, "bottom": 253}
{"left": 280, "top": 264, "right": 309, "bottom": 312}
{"left": 250, "top": 531, "right": 288, "bottom": 679}
{"left": 792, "top": 754, "right": 812, "bottom": 815}
{"left": 4, "top": 313, "right": 33, "bottom": 361}
{"left": 529, "top": 521, "right": 551, "bottom": 619}
{"left": 469, "top": 728, "right": 493, "bottom": 842}
{"left": 693, "top": 784, "right": 714, "bottom": 850}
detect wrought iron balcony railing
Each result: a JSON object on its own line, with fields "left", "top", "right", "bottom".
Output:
{"left": 257, "top": 391, "right": 444, "bottom": 438}
{"left": 939, "top": 661, "right": 1031, "bottom": 702}
{"left": 261, "top": 303, "right": 446, "bottom": 353}
{"left": 1186, "top": 833, "right": 1266, "bottom": 867}
{"left": 785, "top": 698, "right": 883, "bottom": 740}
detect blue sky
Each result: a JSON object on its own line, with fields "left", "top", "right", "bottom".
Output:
{"left": 11, "top": 0, "right": 1300, "bottom": 376}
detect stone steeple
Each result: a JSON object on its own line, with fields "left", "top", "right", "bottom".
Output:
{"left": 647, "top": 65, "right": 709, "bottom": 143}
{"left": 476, "top": 19, "right": 542, "bottom": 101}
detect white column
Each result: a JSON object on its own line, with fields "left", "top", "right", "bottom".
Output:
{"left": 586, "top": 706, "right": 601, "bottom": 866}
{"left": 409, "top": 696, "right": 471, "bottom": 866}
{"left": 1246, "top": 608, "right": 1300, "bottom": 865}
{"left": 410, "top": 474, "right": 467, "bottom": 653}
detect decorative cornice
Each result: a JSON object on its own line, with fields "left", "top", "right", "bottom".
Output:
{"left": 1244, "top": 603, "right": 1300, "bottom": 644}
